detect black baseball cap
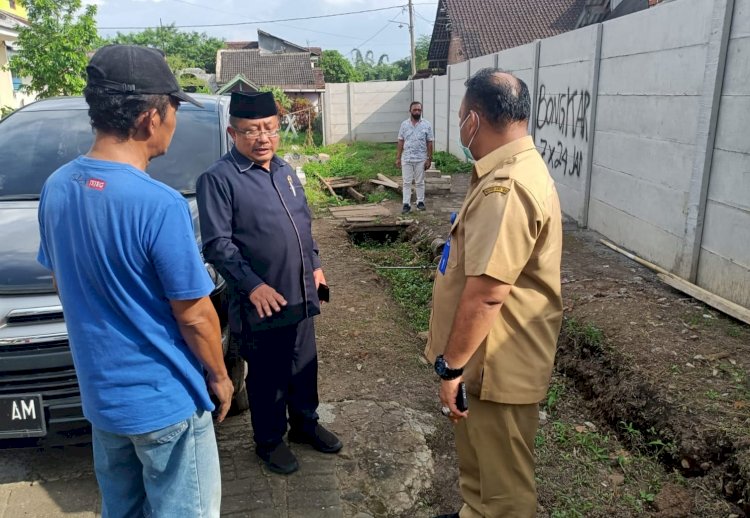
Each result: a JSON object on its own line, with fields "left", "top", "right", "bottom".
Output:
{"left": 86, "top": 44, "right": 203, "bottom": 108}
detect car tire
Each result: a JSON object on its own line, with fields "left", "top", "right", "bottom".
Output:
{"left": 229, "top": 357, "right": 249, "bottom": 414}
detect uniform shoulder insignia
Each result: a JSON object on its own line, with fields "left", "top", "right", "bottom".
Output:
{"left": 482, "top": 185, "right": 510, "bottom": 196}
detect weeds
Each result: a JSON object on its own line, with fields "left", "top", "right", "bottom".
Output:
{"left": 545, "top": 380, "right": 566, "bottom": 413}
{"left": 563, "top": 317, "right": 604, "bottom": 353}
{"left": 366, "top": 191, "right": 395, "bottom": 204}
{"left": 433, "top": 151, "right": 472, "bottom": 174}
{"left": 355, "top": 241, "right": 433, "bottom": 332}
{"left": 705, "top": 389, "right": 721, "bottom": 400}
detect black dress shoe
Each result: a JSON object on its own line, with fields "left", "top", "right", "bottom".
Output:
{"left": 288, "top": 424, "right": 343, "bottom": 453}
{"left": 256, "top": 442, "right": 299, "bottom": 474}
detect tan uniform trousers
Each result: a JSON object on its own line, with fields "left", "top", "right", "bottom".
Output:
{"left": 456, "top": 395, "right": 539, "bottom": 518}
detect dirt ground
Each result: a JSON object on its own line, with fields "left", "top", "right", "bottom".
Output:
{"left": 310, "top": 170, "right": 749, "bottom": 517}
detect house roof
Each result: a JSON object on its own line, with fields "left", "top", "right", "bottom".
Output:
{"left": 428, "top": 0, "right": 586, "bottom": 66}
{"left": 216, "top": 74, "right": 260, "bottom": 95}
{"left": 0, "top": 10, "right": 27, "bottom": 37}
{"left": 608, "top": 0, "right": 649, "bottom": 20}
{"left": 225, "top": 41, "right": 259, "bottom": 50}
{"left": 217, "top": 49, "right": 325, "bottom": 90}
{"left": 575, "top": 0, "right": 648, "bottom": 28}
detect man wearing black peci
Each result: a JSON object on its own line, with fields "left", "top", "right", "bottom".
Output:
{"left": 197, "top": 92, "right": 341, "bottom": 475}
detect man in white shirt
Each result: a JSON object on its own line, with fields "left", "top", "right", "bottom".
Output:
{"left": 396, "top": 102, "right": 434, "bottom": 213}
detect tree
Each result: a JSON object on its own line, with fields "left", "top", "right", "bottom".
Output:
{"left": 107, "top": 25, "right": 224, "bottom": 73}
{"left": 258, "top": 86, "right": 291, "bottom": 115}
{"left": 390, "top": 35, "right": 431, "bottom": 80}
{"left": 1, "top": 106, "right": 15, "bottom": 119}
{"left": 351, "top": 48, "right": 397, "bottom": 81}
{"left": 177, "top": 75, "right": 211, "bottom": 94}
{"left": 7, "top": 0, "right": 98, "bottom": 98}
{"left": 415, "top": 34, "right": 431, "bottom": 71}
{"left": 319, "top": 50, "right": 361, "bottom": 83}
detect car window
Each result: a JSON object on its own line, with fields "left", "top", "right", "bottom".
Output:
{"left": 0, "top": 107, "right": 220, "bottom": 199}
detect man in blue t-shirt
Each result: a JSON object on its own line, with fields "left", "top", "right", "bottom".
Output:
{"left": 37, "top": 45, "right": 233, "bottom": 518}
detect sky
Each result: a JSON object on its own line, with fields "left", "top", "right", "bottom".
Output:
{"left": 86, "top": 0, "right": 438, "bottom": 63}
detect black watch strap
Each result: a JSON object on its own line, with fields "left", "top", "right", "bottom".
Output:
{"left": 435, "top": 354, "right": 464, "bottom": 380}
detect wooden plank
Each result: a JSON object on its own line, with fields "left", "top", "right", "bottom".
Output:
{"left": 328, "top": 180, "right": 361, "bottom": 189}
{"left": 346, "top": 187, "right": 366, "bottom": 202}
{"left": 329, "top": 204, "right": 390, "bottom": 219}
{"left": 376, "top": 174, "right": 400, "bottom": 188}
{"left": 331, "top": 209, "right": 388, "bottom": 216}
{"left": 345, "top": 216, "right": 377, "bottom": 223}
{"left": 371, "top": 179, "right": 401, "bottom": 190}
{"left": 600, "top": 239, "right": 750, "bottom": 324}
{"left": 599, "top": 239, "right": 672, "bottom": 276}
{"left": 329, "top": 203, "right": 386, "bottom": 213}
{"left": 657, "top": 274, "right": 750, "bottom": 326}
{"left": 345, "top": 223, "right": 411, "bottom": 232}
{"left": 313, "top": 171, "right": 341, "bottom": 200}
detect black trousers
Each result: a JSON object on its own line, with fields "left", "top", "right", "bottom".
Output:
{"left": 240, "top": 318, "right": 319, "bottom": 448}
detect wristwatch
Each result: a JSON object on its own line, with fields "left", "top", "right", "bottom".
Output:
{"left": 434, "top": 354, "right": 464, "bottom": 380}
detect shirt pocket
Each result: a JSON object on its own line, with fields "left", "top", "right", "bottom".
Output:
{"left": 447, "top": 225, "right": 461, "bottom": 270}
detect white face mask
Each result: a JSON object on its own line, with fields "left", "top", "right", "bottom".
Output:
{"left": 458, "top": 111, "right": 479, "bottom": 162}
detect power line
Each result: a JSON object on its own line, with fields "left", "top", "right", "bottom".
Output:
{"left": 353, "top": 22, "right": 394, "bottom": 51}
{"left": 163, "top": 0, "right": 365, "bottom": 39}
{"left": 99, "top": 5, "right": 408, "bottom": 30}
{"left": 414, "top": 9, "right": 435, "bottom": 25}
{"left": 273, "top": 23, "right": 363, "bottom": 41}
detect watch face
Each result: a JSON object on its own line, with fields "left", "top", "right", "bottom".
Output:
{"left": 435, "top": 356, "right": 447, "bottom": 376}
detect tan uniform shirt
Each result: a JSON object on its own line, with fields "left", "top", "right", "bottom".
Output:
{"left": 425, "top": 136, "right": 563, "bottom": 405}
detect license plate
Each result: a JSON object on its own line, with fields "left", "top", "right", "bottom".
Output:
{"left": 0, "top": 395, "right": 46, "bottom": 438}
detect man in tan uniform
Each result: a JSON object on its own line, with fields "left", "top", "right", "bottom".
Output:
{"left": 426, "top": 68, "right": 563, "bottom": 518}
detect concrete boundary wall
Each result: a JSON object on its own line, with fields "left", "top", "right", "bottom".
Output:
{"left": 324, "top": 81, "right": 411, "bottom": 143}
{"left": 322, "top": 0, "right": 750, "bottom": 310}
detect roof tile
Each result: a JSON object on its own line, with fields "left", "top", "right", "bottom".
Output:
{"left": 430, "top": 0, "right": 586, "bottom": 65}
{"left": 217, "top": 50, "right": 324, "bottom": 90}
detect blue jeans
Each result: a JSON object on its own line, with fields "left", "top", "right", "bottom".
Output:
{"left": 92, "top": 410, "right": 221, "bottom": 518}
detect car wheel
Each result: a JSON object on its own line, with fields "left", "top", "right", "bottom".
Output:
{"left": 229, "top": 357, "right": 249, "bottom": 414}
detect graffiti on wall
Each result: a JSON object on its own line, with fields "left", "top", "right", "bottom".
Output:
{"left": 536, "top": 84, "right": 591, "bottom": 177}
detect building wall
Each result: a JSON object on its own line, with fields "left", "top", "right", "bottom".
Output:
{"left": 535, "top": 25, "right": 599, "bottom": 223}
{"left": 447, "top": 34, "right": 467, "bottom": 66}
{"left": 0, "top": 1, "right": 27, "bottom": 19}
{"left": 324, "top": 81, "right": 412, "bottom": 143}
{"left": 0, "top": 43, "right": 14, "bottom": 110}
{"left": 322, "top": 0, "right": 750, "bottom": 308}
{"left": 697, "top": 0, "right": 750, "bottom": 307}
{"left": 589, "top": 0, "right": 711, "bottom": 275}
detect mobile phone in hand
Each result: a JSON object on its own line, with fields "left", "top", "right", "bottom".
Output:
{"left": 456, "top": 381, "right": 469, "bottom": 412}
{"left": 317, "top": 283, "right": 330, "bottom": 303}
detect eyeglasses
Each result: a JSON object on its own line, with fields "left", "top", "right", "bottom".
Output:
{"left": 231, "top": 127, "right": 280, "bottom": 139}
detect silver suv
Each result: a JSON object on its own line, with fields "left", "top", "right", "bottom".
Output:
{"left": 0, "top": 95, "right": 246, "bottom": 444}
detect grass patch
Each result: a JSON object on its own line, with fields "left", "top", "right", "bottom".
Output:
{"left": 293, "top": 143, "right": 472, "bottom": 209}
{"left": 355, "top": 240, "right": 433, "bottom": 332}
{"left": 304, "top": 142, "right": 397, "bottom": 181}
{"left": 366, "top": 191, "right": 396, "bottom": 204}
{"left": 294, "top": 142, "right": 397, "bottom": 210}
{"left": 433, "top": 151, "right": 472, "bottom": 174}
{"left": 544, "top": 379, "right": 566, "bottom": 413}
{"left": 277, "top": 129, "right": 323, "bottom": 153}
{"left": 562, "top": 317, "right": 604, "bottom": 353}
